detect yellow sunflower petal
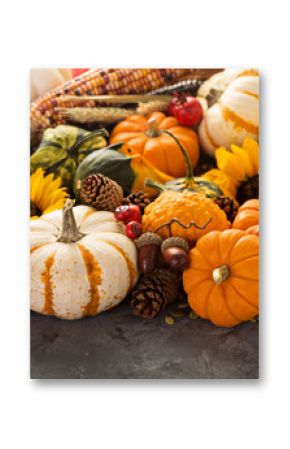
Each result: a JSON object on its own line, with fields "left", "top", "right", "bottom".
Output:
{"left": 30, "top": 169, "right": 67, "bottom": 218}
{"left": 242, "top": 138, "right": 259, "bottom": 174}
{"left": 202, "top": 169, "right": 238, "bottom": 198}
{"left": 43, "top": 198, "right": 66, "bottom": 215}
{"left": 50, "top": 175, "right": 62, "bottom": 190}
{"left": 30, "top": 168, "right": 44, "bottom": 203}
{"left": 216, "top": 147, "right": 246, "bottom": 182}
{"left": 230, "top": 144, "right": 255, "bottom": 178}
{"left": 38, "top": 174, "right": 65, "bottom": 210}
{"left": 44, "top": 188, "right": 67, "bottom": 207}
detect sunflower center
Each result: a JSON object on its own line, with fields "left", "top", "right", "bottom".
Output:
{"left": 30, "top": 201, "right": 42, "bottom": 217}
{"left": 236, "top": 174, "right": 259, "bottom": 205}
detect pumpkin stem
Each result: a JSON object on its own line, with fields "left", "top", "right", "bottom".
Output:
{"left": 58, "top": 199, "right": 84, "bottom": 243}
{"left": 69, "top": 128, "right": 109, "bottom": 154}
{"left": 146, "top": 118, "right": 161, "bottom": 138}
{"left": 161, "top": 130, "right": 194, "bottom": 182}
{"left": 145, "top": 178, "right": 166, "bottom": 192}
{"left": 212, "top": 264, "right": 230, "bottom": 285}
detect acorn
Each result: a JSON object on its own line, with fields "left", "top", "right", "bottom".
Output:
{"left": 135, "top": 232, "right": 162, "bottom": 274}
{"left": 161, "top": 237, "right": 189, "bottom": 272}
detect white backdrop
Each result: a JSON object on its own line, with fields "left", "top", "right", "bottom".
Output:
{"left": 0, "top": 0, "right": 289, "bottom": 448}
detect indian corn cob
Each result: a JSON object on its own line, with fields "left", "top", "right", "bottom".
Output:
{"left": 30, "top": 68, "right": 197, "bottom": 140}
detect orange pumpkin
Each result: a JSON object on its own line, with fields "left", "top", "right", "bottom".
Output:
{"left": 110, "top": 111, "right": 199, "bottom": 178}
{"left": 232, "top": 199, "right": 259, "bottom": 231}
{"left": 183, "top": 229, "right": 259, "bottom": 327}
{"left": 247, "top": 225, "right": 259, "bottom": 236}
{"left": 239, "top": 199, "right": 259, "bottom": 212}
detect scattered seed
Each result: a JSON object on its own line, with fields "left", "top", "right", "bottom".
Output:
{"left": 165, "top": 315, "right": 175, "bottom": 325}
{"left": 189, "top": 311, "right": 199, "bottom": 320}
{"left": 171, "top": 310, "right": 186, "bottom": 318}
{"left": 177, "top": 302, "right": 189, "bottom": 309}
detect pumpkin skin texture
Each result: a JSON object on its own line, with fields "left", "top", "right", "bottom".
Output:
{"left": 239, "top": 198, "right": 259, "bottom": 212}
{"left": 198, "top": 69, "right": 259, "bottom": 156}
{"left": 30, "top": 204, "right": 138, "bottom": 319}
{"left": 183, "top": 229, "right": 259, "bottom": 327}
{"left": 232, "top": 199, "right": 259, "bottom": 231}
{"left": 142, "top": 190, "right": 230, "bottom": 244}
{"left": 110, "top": 112, "right": 199, "bottom": 178}
{"left": 247, "top": 225, "right": 259, "bottom": 236}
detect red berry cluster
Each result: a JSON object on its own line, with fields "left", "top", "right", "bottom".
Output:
{"left": 114, "top": 205, "right": 143, "bottom": 239}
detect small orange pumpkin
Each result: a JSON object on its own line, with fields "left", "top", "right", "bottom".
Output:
{"left": 232, "top": 199, "right": 259, "bottom": 231}
{"left": 247, "top": 224, "right": 259, "bottom": 236}
{"left": 110, "top": 111, "right": 199, "bottom": 178}
{"left": 239, "top": 199, "right": 259, "bottom": 212}
{"left": 183, "top": 229, "right": 259, "bottom": 327}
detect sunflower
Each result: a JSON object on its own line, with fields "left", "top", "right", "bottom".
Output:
{"left": 202, "top": 138, "right": 259, "bottom": 203}
{"left": 30, "top": 169, "right": 68, "bottom": 219}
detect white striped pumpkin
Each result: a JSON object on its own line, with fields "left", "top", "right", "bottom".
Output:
{"left": 30, "top": 200, "right": 138, "bottom": 319}
{"left": 198, "top": 68, "right": 259, "bottom": 156}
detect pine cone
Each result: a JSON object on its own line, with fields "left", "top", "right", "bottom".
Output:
{"left": 214, "top": 195, "right": 238, "bottom": 222}
{"left": 80, "top": 173, "right": 123, "bottom": 211}
{"left": 124, "top": 191, "right": 155, "bottom": 213}
{"left": 131, "top": 269, "right": 180, "bottom": 319}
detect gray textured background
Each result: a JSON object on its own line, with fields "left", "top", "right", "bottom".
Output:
{"left": 30, "top": 297, "right": 259, "bottom": 379}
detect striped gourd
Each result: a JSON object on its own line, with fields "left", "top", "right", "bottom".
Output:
{"left": 30, "top": 68, "right": 197, "bottom": 138}
{"left": 30, "top": 200, "right": 138, "bottom": 320}
{"left": 198, "top": 69, "right": 259, "bottom": 156}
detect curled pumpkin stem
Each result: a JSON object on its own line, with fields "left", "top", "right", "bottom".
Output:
{"left": 154, "top": 217, "right": 212, "bottom": 238}
{"left": 161, "top": 129, "right": 194, "bottom": 181}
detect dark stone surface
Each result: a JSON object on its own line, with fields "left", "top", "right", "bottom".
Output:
{"left": 30, "top": 299, "right": 259, "bottom": 379}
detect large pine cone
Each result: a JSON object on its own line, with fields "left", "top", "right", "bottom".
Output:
{"left": 131, "top": 269, "right": 180, "bottom": 319}
{"left": 80, "top": 173, "right": 123, "bottom": 211}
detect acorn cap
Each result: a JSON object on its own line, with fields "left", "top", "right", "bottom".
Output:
{"left": 135, "top": 232, "right": 162, "bottom": 250}
{"left": 161, "top": 237, "right": 189, "bottom": 253}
